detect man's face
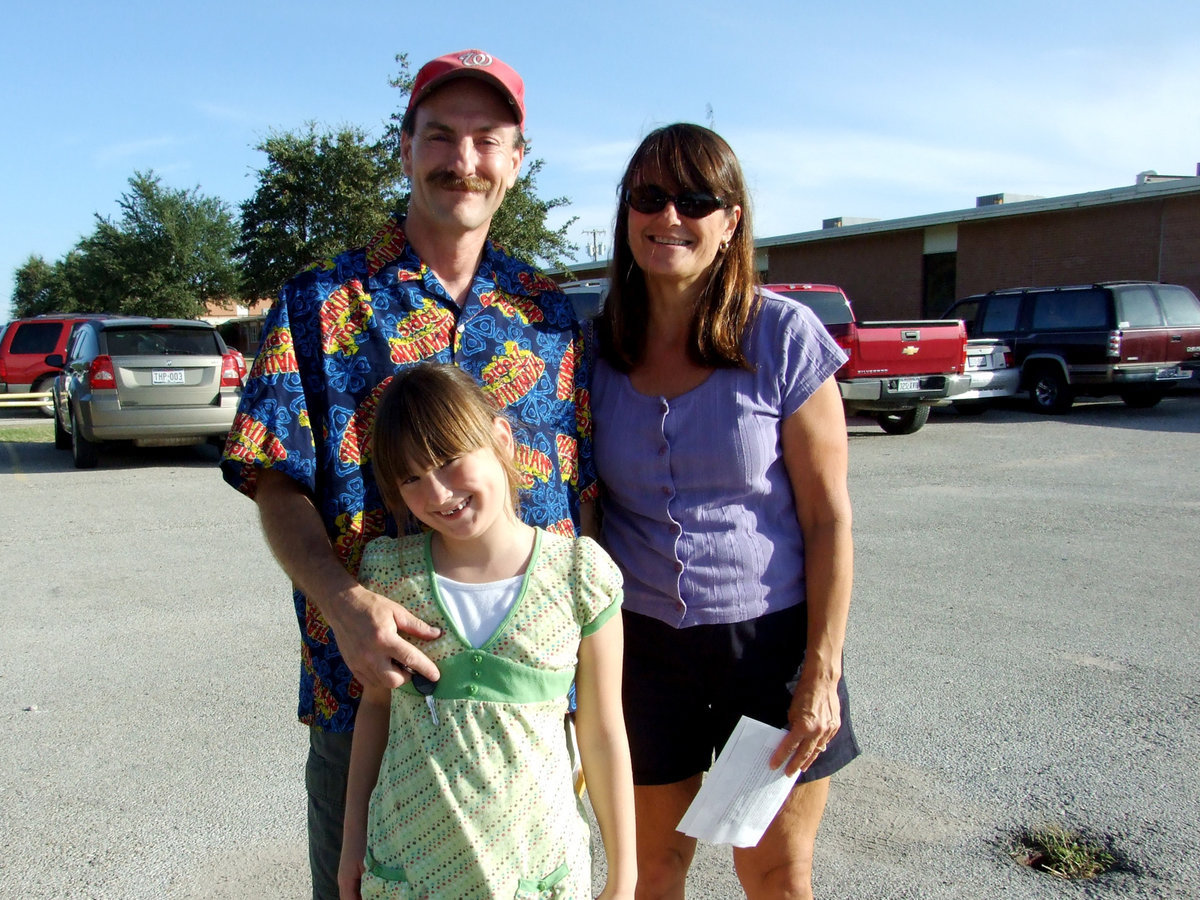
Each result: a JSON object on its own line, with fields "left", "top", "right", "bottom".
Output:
{"left": 401, "top": 79, "right": 524, "bottom": 238}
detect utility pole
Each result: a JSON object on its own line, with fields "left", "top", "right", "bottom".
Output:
{"left": 583, "top": 228, "right": 607, "bottom": 261}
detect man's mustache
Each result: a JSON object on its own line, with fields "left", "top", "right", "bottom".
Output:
{"left": 426, "top": 171, "right": 494, "bottom": 193}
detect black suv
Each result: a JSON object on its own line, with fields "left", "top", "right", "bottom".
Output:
{"left": 943, "top": 282, "right": 1200, "bottom": 412}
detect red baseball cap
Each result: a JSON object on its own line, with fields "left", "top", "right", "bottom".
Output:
{"left": 405, "top": 49, "right": 526, "bottom": 131}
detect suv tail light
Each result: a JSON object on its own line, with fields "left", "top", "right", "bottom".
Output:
{"left": 1106, "top": 330, "right": 1122, "bottom": 359}
{"left": 88, "top": 355, "right": 117, "bottom": 390}
{"left": 220, "top": 352, "right": 243, "bottom": 388}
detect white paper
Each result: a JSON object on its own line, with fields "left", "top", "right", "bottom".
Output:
{"left": 676, "top": 716, "right": 801, "bottom": 848}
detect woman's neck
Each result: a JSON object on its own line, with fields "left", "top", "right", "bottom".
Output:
{"left": 430, "top": 517, "right": 536, "bottom": 584}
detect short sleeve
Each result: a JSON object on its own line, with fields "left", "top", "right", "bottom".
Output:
{"left": 756, "top": 294, "right": 848, "bottom": 420}
{"left": 219, "top": 274, "right": 321, "bottom": 499}
{"left": 572, "top": 536, "right": 624, "bottom": 636}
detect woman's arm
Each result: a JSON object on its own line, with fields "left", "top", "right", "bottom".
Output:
{"left": 337, "top": 685, "right": 392, "bottom": 900}
{"left": 574, "top": 616, "right": 637, "bottom": 899}
{"left": 769, "top": 376, "right": 854, "bottom": 777}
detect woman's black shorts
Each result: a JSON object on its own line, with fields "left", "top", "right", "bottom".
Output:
{"left": 622, "top": 604, "right": 860, "bottom": 786}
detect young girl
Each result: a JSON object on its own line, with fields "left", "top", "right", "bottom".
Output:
{"left": 338, "top": 363, "right": 635, "bottom": 900}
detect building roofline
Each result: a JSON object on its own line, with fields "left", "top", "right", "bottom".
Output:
{"left": 756, "top": 174, "right": 1200, "bottom": 248}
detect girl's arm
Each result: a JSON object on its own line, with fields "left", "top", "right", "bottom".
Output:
{"left": 574, "top": 616, "right": 637, "bottom": 899}
{"left": 338, "top": 684, "right": 392, "bottom": 900}
{"left": 770, "top": 376, "right": 855, "bottom": 777}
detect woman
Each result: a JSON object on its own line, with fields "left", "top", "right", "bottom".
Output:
{"left": 593, "top": 123, "right": 859, "bottom": 900}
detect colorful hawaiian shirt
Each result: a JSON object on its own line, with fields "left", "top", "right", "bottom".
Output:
{"left": 220, "top": 216, "right": 597, "bottom": 732}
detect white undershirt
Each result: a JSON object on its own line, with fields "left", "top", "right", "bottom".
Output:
{"left": 434, "top": 573, "right": 524, "bottom": 648}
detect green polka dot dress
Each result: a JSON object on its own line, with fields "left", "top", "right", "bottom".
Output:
{"left": 356, "top": 529, "right": 622, "bottom": 899}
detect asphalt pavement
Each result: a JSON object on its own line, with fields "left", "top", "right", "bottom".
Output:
{"left": 2, "top": 393, "right": 1198, "bottom": 898}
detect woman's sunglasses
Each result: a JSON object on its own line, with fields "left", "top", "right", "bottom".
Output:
{"left": 624, "top": 184, "right": 729, "bottom": 219}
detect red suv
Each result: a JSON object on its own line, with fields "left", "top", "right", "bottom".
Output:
{"left": 0, "top": 314, "right": 105, "bottom": 415}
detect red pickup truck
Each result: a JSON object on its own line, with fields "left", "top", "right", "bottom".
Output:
{"left": 764, "top": 283, "right": 971, "bottom": 433}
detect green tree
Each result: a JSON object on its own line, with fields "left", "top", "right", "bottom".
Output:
{"left": 39, "top": 171, "right": 240, "bottom": 319}
{"left": 237, "top": 124, "right": 406, "bottom": 300}
{"left": 10, "top": 255, "right": 55, "bottom": 318}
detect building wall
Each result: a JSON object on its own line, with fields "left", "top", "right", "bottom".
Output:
{"left": 957, "top": 200, "right": 1165, "bottom": 297}
{"left": 764, "top": 229, "right": 925, "bottom": 320}
{"left": 1159, "top": 194, "right": 1200, "bottom": 289}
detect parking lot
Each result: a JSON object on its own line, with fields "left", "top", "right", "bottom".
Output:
{"left": 2, "top": 393, "right": 1198, "bottom": 899}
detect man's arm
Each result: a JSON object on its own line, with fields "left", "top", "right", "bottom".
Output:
{"left": 255, "top": 468, "right": 442, "bottom": 688}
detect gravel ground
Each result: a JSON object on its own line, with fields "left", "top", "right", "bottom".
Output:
{"left": 1, "top": 392, "right": 1197, "bottom": 898}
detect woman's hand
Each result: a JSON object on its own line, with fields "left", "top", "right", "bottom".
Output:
{"left": 769, "top": 667, "right": 841, "bottom": 777}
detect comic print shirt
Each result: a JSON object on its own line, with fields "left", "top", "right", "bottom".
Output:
{"left": 219, "top": 215, "right": 597, "bottom": 732}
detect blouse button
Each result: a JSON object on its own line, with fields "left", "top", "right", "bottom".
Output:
{"left": 467, "top": 684, "right": 478, "bottom": 695}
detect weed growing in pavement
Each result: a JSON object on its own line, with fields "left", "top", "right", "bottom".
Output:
{"left": 1009, "top": 824, "right": 1116, "bottom": 880}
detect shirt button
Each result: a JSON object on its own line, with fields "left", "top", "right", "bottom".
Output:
{"left": 472, "top": 653, "right": 483, "bottom": 663}
{"left": 674, "top": 562, "right": 683, "bottom": 573}
{"left": 467, "top": 685, "right": 478, "bottom": 695}
{"left": 661, "top": 486, "right": 670, "bottom": 495}
{"left": 473, "top": 671, "right": 481, "bottom": 679}
{"left": 657, "top": 446, "right": 667, "bottom": 457}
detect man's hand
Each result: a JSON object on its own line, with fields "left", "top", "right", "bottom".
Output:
{"left": 254, "top": 468, "right": 442, "bottom": 689}
{"left": 322, "top": 581, "right": 442, "bottom": 690}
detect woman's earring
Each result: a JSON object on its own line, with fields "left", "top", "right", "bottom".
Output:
{"left": 720, "top": 239, "right": 730, "bottom": 252}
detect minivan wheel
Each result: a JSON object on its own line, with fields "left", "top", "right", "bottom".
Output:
{"left": 1120, "top": 388, "right": 1164, "bottom": 409}
{"left": 1028, "top": 366, "right": 1073, "bottom": 414}
{"left": 876, "top": 405, "right": 930, "bottom": 434}
{"left": 70, "top": 409, "right": 99, "bottom": 469}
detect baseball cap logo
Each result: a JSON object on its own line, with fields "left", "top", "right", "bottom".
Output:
{"left": 458, "top": 50, "right": 493, "bottom": 68}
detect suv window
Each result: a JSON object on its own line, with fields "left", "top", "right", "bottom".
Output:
{"left": 981, "top": 295, "right": 1020, "bottom": 333}
{"left": 1155, "top": 285, "right": 1200, "bottom": 327}
{"left": 1030, "top": 290, "right": 1108, "bottom": 330}
{"left": 9, "top": 321, "right": 64, "bottom": 355}
{"left": 1115, "top": 285, "right": 1164, "bottom": 327}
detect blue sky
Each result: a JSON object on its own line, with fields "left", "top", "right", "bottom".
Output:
{"left": 4, "top": 0, "right": 1199, "bottom": 322}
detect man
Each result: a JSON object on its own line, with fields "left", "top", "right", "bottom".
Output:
{"left": 220, "top": 49, "right": 597, "bottom": 900}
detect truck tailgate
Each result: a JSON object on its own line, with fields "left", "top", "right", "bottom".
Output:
{"left": 850, "top": 320, "right": 967, "bottom": 377}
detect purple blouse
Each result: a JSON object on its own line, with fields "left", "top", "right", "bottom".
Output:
{"left": 593, "top": 292, "right": 847, "bottom": 628}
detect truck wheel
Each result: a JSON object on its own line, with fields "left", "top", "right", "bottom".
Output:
{"left": 1120, "top": 388, "right": 1164, "bottom": 409}
{"left": 876, "top": 405, "right": 930, "bottom": 435}
{"left": 1028, "top": 366, "right": 1073, "bottom": 414}
{"left": 70, "top": 408, "right": 99, "bottom": 469}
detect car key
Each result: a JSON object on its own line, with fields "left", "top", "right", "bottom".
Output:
{"left": 411, "top": 672, "right": 438, "bottom": 725}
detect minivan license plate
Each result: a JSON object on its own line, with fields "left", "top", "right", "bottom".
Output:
{"left": 152, "top": 370, "right": 185, "bottom": 385}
